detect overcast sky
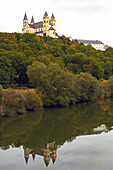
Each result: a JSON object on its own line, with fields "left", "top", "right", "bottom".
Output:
{"left": 0, "top": 0, "right": 113, "bottom": 47}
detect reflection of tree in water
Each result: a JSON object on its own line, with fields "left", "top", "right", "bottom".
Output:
{"left": 24, "top": 142, "right": 57, "bottom": 167}
{"left": 0, "top": 100, "right": 113, "bottom": 151}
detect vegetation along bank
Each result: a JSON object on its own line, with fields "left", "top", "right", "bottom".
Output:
{"left": 1, "top": 33, "right": 113, "bottom": 118}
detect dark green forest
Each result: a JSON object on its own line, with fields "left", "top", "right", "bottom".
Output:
{"left": 0, "top": 32, "right": 113, "bottom": 89}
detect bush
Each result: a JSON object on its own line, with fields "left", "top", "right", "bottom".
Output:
{"left": 74, "top": 73, "right": 104, "bottom": 102}
{"left": 0, "top": 84, "right": 4, "bottom": 103}
{"left": 24, "top": 92, "right": 43, "bottom": 111}
{"left": 4, "top": 89, "right": 26, "bottom": 116}
{"left": 0, "top": 85, "right": 5, "bottom": 117}
{"left": 108, "top": 76, "right": 113, "bottom": 97}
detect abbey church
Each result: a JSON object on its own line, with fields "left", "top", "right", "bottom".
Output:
{"left": 22, "top": 11, "right": 58, "bottom": 38}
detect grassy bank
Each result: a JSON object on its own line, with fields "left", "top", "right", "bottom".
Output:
{"left": 0, "top": 85, "right": 43, "bottom": 119}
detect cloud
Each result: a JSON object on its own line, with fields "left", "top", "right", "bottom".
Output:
{"left": 53, "top": 0, "right": 112, "bottom": 15}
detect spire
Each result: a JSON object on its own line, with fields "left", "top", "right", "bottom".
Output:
{"left": 31, "top": 16, "right": 34, "bottom": 23}
{"left": 52, "top": 157, "right": 56, "bottom": 164}
{"left": 45, "top": 161, "right": 49, "bottom": 167}
{"left": 44, "top": 11, "right": 48, "bottom": 17}
{"left": 24, "top": 13, "right": 28, "bottom": 20}
{"left": 32, "top": 153, "right": 36, "bottom": 161}
{"left": 51, "top": 13, "right": 55, "bottom": 20}
{"left": 25, "top": 156, "right": 29, "bottom": 164}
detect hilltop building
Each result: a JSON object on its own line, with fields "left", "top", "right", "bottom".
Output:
{"left": 76, "top": 39, "right": 105, "bottom": 51}
{"left": 22, "top": 12, "right": 105, "bottom": 50}
{"left": 22, "top": 12, "right": 58, "bottom": 38}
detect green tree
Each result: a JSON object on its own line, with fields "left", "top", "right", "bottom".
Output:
{"left": 27, "top": 61, "right": 78, "bottom": 106}
{"left": 0, "top": 84, "right": 5, "bottom": 117}
{"left": 104, "top": 61, "right": 112, "bottom": 79}
{"left": 24, "top": 92, "right": 43, "bottom": 111}
{"left": 108, "top": 75, "right": 113, "bottom": 97}
{"left": 0, "top": 56, "right": 11, "bottom": 88}
{"left": 74, "top": 72, "right": 104, "bottom": 102}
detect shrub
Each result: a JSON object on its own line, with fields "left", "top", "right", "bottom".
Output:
{"left": 100, "top": 79, "right": 110, "bottom": 97}
{"left": 108, "top": 76, "right": 113, "bottom": 97}
{"left": 74, "top": 73, "right": 104, "bottom": 102}
{"left": 0, "top": 85, "right": 5, "bottom": 117}
{"left": 4, "top": 89, "right": 26, "bottom": 117}
{"left": 24, "top": 92, "right": 43, "bottom": 111}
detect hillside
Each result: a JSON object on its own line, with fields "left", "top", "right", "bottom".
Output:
{"left": 0, "top": 32, "right": 113, "bottom": 88}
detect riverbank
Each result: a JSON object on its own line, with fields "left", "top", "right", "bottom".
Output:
{"left": 0, "top": 71, "right": 113, "bottom": 119}
{"left": 0, "top": 86, "right": 43, "bottom": 119}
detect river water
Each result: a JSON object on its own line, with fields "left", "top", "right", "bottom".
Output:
{"left": 0, "top": 99, "right": 113, "bottom": 170}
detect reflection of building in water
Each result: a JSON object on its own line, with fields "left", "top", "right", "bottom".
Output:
{"left": 24, "top": 142, "right": 57, "bottom": 167}
{"left": 24, "top": 147, "right": 32, "bottom": 164}
{"left": 93, "top": 124, "right": 108, "bottom": 134}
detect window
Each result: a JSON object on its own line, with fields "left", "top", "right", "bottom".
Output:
{"left": 26, "top": 30, "right": 29, "bottom": 33}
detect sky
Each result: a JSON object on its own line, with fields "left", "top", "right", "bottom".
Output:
{"left": 0, "top": 0, "right": 113, "bottom": 47}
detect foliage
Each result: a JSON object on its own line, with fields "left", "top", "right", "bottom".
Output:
{"left": 0, "top": 56, "right": 11, "bottom": 88}
{"left": 100, "top": 79, "right": 110, "bottom": 97}
{"left": 3, "top": 89, "right": 26, "bottom": 116}
{"left": 108, "top": 76, "right": 113, "bottom": 97}
{"left": 0, "top": 85, "right": 5, "bottom": 117}
{"left": 74, "top": 73, "right": 104, "bottom": 102}
{"left": 1, "top": 32, "right": 113, "bottom": 108}
{"left": 0, "top": 32, "right": 113, "bottom": 88}
{"left": 27, "top": 61, "right": 104, "bottom": 107}
{"left": 24, "top": 91, "right": 43, "bottom": 111}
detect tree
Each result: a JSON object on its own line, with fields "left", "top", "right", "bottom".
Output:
{"left": 74, "top": 73, "right": 104, "bottom": 102}
{"left": 27, "top": 61, "right": 48, "bottom": 89}
{"left": 27, "top": 61, "right": 78, "bottom": 106}
{"left": 104, "top": 61, "right": 112, "bottom": 79}
{"left": 108, "top": 75, "right": 113, "bottom": 97}
{"left": 0, "top": 84, "right": 5, "bottom": 117}
{"left": 0, "top": 56, "right": 11, "bottom": 88}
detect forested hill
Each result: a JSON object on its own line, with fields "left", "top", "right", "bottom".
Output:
{"left": 0, "top": 32, "right": 113, "bottom": 88}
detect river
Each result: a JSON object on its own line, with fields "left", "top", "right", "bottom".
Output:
{"left": 0, "top": 99, "right": 113, "bottom": 170}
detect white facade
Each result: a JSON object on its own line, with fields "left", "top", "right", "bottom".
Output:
{"left": 77, "top": 39, "right": 105, "bottom": 51}
{"left": 22, "top": 12, "right": 58, "bottom": 39}
{"left": 84, "top": 43, "right": 105, "bottom": 51}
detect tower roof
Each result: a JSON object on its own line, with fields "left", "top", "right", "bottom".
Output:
{"left": 32, "top": 153, "right": 36, "bottom": 161}
{"left": 52, "top": 157, "right": 56, "bottom": 164}
{"left": 45, "top": 161, "right": 49, "bottom": 167}
{"left": 24, "top": 13, "right": 28, "bottom": 20}
{"left": 51, "top": 13, "right": 55, "bottom": 20}
{"left": 49, "top": 26, "right": 55, "bottom": 31}
{"left": 31, "top": 16, "right": 34, "bottom": 23}
{"left": 25, "top": 157, "right": 29, "bottom": 164}
{"left": 44, "top": 11, "right": 48, "bottom": 17}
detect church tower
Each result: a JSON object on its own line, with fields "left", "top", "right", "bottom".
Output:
{"left": 24, "top": 147, "right": 32, "bottom": 164}
{"left": 43, "top": 11, "right": 49, "bottom": 35}
{"left": 43, "top": 144, "right": 50, "bottom": 167}
{"left": 51, "top": 149, "right": 57, "bottom": 164}
{"left": 51, "top": 13, "right": 56, "bottom": 31}
{"left": 30, "top": 16, "right": 34, "bottom": 25}
{"left": 23, "top": 13, "right": 28, "bottom": 33}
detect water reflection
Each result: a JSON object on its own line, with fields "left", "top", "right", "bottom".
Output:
{"left": 0, "top": 99, "right": 113, "bottom": 169}
{"left": 24, "top": 143, "right": 57, "bottom": 167}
